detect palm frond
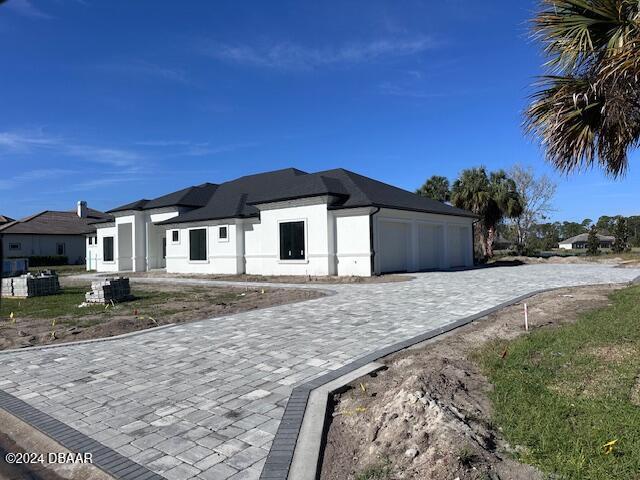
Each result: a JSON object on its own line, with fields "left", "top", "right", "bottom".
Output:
{"left": 533, "top": 0, "right": 639, "bottom": 73}
{"left": 525, "top": 73, "right": 639, "bottom": 176}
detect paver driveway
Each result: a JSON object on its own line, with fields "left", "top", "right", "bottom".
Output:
{"left": 1, "top": 264, "right": 639, "bottom": 480}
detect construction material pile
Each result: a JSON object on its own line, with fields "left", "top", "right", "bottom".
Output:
{"left": 1, "top": 272, "right": 60, "bottom": 298}
{"left": 85, "top": 277, "right": 132, "bottom": 304}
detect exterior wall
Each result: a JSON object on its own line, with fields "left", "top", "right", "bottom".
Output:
{"left": 92, "top": 200, "right": 473, "bottom": 277}
{"left": 333, "top": 208, "right": 372, "bottom": 276}
{"left": 559, "top": 240, "right": 613, "bottom": 250}
{"left": 147, "top": 211, "right": 180, "bottom": 270}
{"left": 245, "top": 198, "right": 332, "bottom": 276}
{"left": 86, "top": 235, "right": 98, "bottom": 270}
{"left": 372, "top": 208, "right": 474, "bottom": 274}
{"left": 94, "top": 208, "right": 181, "bottom": 273}
{"left": 4, "top": 234, "right": 87, "bottom": 265}
{"left": 95, "top": 224, "right": 118, "bottom": 272}
{"left": 165, "top": 220, "right": 242, "bottom": 274}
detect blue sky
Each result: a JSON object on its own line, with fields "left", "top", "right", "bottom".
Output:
{"left": 1, "top": 0, "right": 638, "bottom": 222}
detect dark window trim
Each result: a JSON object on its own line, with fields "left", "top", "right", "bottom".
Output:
{"left": 189, "top": 228, "right": 207, "bottom": 262}
{"left": 279, "top": 220, "right": 306, "bottom": 261}
{"left": 103, "top": 237, "right": 114, "bottom": 262}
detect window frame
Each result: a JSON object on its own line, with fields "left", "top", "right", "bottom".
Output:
{"left": 278, "top": 219, "right": 308, "bottom": 263}
{"left": 188, "top": 227, "right": 208, "bottom": 263}
{"left": 171, "top": 230, "right": 180, "bottom": 244}
{"left": 103, "top": 236, "right": 115, "bottom": 263}
{"left": 218, "top": 225, "right": 229, "bottom": 242}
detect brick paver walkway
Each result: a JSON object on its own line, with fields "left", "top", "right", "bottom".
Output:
{"left": 1, "top": 265, "right": 638, "bottom": 479}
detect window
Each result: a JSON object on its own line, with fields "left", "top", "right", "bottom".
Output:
{"left": 89, "top": 237, "right": 93, "bottom": 245}
{"left": 279, "top": 221, "right": 305, "bottom": 260}
{"left": 189, "top": 229, "right": 207, "bottom": 261}
{"left": 9, "top": 242, "right": 21, "bottom": 251}
{"left": 103, "top": 237, "right": 114, "bottom": 262}
{"left": 172, "top": 230, "right": 179, "bottom": 243}
{"left": 56, "top": 243, "right": 66, "bottom": 255}
{"left": 218, "top": 226, "right": 228, "bottom": 241}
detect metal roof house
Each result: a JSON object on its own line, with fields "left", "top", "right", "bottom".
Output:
{"left": 89, "top": 168, "right": 476, "bottom": 276}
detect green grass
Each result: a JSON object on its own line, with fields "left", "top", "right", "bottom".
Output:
{"left": 475, "top": 285, "right": 640, "bottom": 479}
{"left": 355, "top": 459, "right": 392, "bottom": 480}
{"left": 0, "top": 286, "right": 180, "bottom": 321}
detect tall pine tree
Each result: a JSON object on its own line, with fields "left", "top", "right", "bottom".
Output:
{"left": 587, "top": 226, "right": 600, "bottom": 256}
{"left": 612, "top": 217, "right": 630, "bottom": 253}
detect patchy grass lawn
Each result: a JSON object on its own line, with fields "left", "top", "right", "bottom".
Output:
{"left": 28, "top": 264, "right": 88, "bottom": 276}
{"left": 0, "top": 283, "right": 323, "bottom": 349}
{"left": 1, "top": 286, "right": 189, "bottom": 320}
{"left": 476, "top": 285, "right": 640, "bottom": 480}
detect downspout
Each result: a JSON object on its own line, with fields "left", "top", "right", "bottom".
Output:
{"left": 369, "top": 207, "right": 381, "bottom": 275}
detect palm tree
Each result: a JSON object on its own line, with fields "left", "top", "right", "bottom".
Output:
{"left": 525, "top": 0, "right": 640, "bottom": 177}
{"left": 416, "top": 175, "right": 451, "bottom": 202}
{"left": 452, "top": 167, "right": 523, "bottom": 258}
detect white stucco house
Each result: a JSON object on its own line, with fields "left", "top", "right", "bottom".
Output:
{"left": 88, "top": 168, "right": 476, "bottom": 276}
{"left": 1, "top": 202, "right": 111, "bottom": 265}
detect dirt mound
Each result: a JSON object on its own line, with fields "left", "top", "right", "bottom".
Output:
{"left": 498, "top": 255, "right": 640, "bottom": 268}
{"left": 321, "top": 285, "right": 620, "bottom": 480}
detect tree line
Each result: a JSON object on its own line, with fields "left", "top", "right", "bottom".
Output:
{"left": 416, "top": 166, "right": 637, "bottom": 259}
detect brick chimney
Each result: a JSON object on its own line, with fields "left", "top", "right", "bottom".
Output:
{"left": 77, "top": 201, "right": 88, "bottom": 218}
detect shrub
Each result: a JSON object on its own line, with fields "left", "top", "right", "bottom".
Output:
{"left": 12, "top": 255, "right": 70, "bottom": 267}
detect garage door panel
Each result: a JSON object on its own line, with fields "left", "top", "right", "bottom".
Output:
{"left": 417, "top": 223, "right": 442, "bottom": 270}
{"left": 447, "top": 225, "right": 468, "bottom": 268}
{"left": 378, "top": 221, "right": 409, "bottom": 273}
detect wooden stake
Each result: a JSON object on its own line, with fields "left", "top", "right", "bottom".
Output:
{"left": 524, "top": 303, "right": 529, "bottom": 331}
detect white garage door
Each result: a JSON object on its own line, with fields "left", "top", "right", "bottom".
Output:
{"left": 378, "top": 221, "right": 409, "bottom": 273}
{"left": 447, "top": 225, "right": 468, "bottom": 268}
{"left": 417, "top": 223, "right": 442, "bottom": 270}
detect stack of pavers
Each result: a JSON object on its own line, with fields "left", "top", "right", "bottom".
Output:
{"left": 1, "top": 271, "right": 60, "bottom": 298}
{"left": 85, "top": 277, "right": 132, "bottom": 304}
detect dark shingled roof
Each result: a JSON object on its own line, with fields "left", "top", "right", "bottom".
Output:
{"left": 148, "top": 168, "right": 475, "bottom": 225}
{"left": 0, "top": 208, "right": 112, "bottom": 235}
{"left": 108, "top": 183, "right": 218, "bottom": 213}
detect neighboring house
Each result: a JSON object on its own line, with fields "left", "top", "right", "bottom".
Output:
{"left": 91, "top": 168, "right": 476, "bottom": 276}
{"left": 0, "top": 202, "right": 112, "bottom": 265}
{"left": 493, "top": 234, "right": 514, "bottom": 251}
{"left": 558, "top": 233, "right": 615, "bottom": 250}
{"left": 0, "top": 215, "right": 15, "bottom": 226}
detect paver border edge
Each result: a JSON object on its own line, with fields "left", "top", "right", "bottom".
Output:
{"left": 0, "top": 390, "right": 165, "bottom": 480}
{"left": 0, "top": 284, "right": 338, "bottom": 356}
{"left": 0, "top": 323, "right": 178, "bottom": 355}
{"left": 261, "top": 278, "right": 640, "bottom": 480}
